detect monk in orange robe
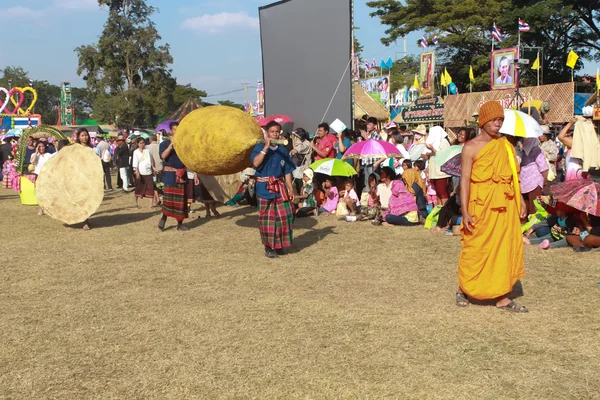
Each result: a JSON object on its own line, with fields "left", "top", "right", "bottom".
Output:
{"left": 456, "top": 101, "right": 528, "bottom": 312}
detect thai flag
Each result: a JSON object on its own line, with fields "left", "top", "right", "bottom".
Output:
{"left": 421, "top": 35, "right": 429, "bottom": 47}
{"left": 364, "top": 60, "right": 370, "bottom": 70}
{"left": 29, "top": 78, "right": 34, "bottom": 87}
{"left": 492, "top": 23, "right": 503, "bottom": 42}
{"left": 431, "top": 34, "right": 438, "bottom": 45}
{"left": 371, "top": 58, "right": 377, "bottom": 69}
{"left": 518, "top": 19, "right": 530, "bottom": 32}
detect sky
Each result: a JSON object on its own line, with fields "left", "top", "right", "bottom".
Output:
{"left": 1, "top": 0, "right": 596, "bottom": 104}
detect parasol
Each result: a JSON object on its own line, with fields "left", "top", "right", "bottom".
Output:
{"left": 154, "top": 119, "right": 178, "bottom": 133}
{"left": 499, "top": 109, "right": 543, "bottom": 138}
{"left": 550, "top": 180, "right": 600, "bottom": 216}
{"left": 310, "top": 158, "right": 358, "bottom": 177}
{"left": 256, "top": 115, "right": 293, "bottom": 127}
{"left": 432, "top": 145, "right": 463, "bottom": 166}
{"left": 342, "top": 139, "right": 404, "bottom": 160}
{"left": 441, "top": 153, "right": 462, "bottom": 177}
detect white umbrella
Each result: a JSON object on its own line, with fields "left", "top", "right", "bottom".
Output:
{"left": 499, "top": 109, "right": 543, "bottom": 138}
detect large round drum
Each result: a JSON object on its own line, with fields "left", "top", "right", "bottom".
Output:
{"left": 175, "top": 106, "right": 264, "bottom": 176}
{"left": 35, "top": 145, "right": 104, "bottom": 225}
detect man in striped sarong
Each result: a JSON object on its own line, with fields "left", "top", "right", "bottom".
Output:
{"left": 251, "top": 121, "right": 296, "bottom": 258}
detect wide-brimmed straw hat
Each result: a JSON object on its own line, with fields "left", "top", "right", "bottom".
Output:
{"left": 116, "top": 134, "right": 125, "bottom": 142}
{"left": 412, "top": 124, "right": 427, "bottom": 136}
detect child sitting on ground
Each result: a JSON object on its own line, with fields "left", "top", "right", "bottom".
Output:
{"left": 340, "top": 180, "right": 360, "bottom": 216}
{"left": 317, "top": 177, "right": 339, "bottom": 216}
{"left": 360, "top": 173, "right": 380, "bottom": 221}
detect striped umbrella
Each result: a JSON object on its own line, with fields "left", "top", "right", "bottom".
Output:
{"left": 499, "top": 109, "right": 543, "bottom": 138}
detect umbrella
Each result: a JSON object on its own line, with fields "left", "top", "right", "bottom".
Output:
{"left": 499, "top": 109, "right": 543, "bottom": 138}
{"left": 408, "top": 143, "right": 427, "bottom": 161}
{"left": 5, "top": 128, "right": 23, "bottom": 137}
{"left": 432, "top": 144, "right": 463, "bottom": 165}
{"left": 155, "top": 119, "right": 177, "bottom": 133}
{"left": 441, "top": 153, "right": 462, "bottom": 177}
{"left": 550, "top": 180, "right": 600, "bottom": 216}
{"left": 342, "top": 139, "right": 404, "bottom": 160}
{"left": 310, "top": 158, "right": 358, "bottom": 177}
{"left": 256, "top": 115, "right": 293, "bottom": 127}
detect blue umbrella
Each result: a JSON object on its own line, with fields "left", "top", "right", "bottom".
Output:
{"left": 6, "top": 128, "right": 23, "bottom": 137}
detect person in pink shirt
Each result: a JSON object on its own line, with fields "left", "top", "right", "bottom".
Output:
{"left": 340, "top": 180, "right": 360, "bottom": 215}
{"left": 317, "top": 177, "right": 338, "bottom": 215}
{"left": 311, "top": 123, "right": 337, "bottom": 160}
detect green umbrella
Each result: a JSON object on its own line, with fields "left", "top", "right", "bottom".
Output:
{"left": 310, "top": 158, "right": 358, "bottom": 177}
{"left": 432, "top": 145, "right": 463, "bottom": 165}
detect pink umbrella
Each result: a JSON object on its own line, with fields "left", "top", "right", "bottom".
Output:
{"left": 256, "top": 115, "right": 293, "bottom": 127}
{"left": 342, "top": 139, "right": 404, "bottom": 160}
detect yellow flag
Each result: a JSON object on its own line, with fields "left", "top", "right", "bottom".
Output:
{"left": 444, "top": 68, "right": 452, "bottom": 84}
{"left": 469, "top": 65, "right": 475, "bottom": 82}
{"left": 413, "top": 74, "right": 419, "bottom": 89}
{"left": 440, "top": 70, "right": 447, "bottom": 87}
{"left": 531, "top": 55, "right": 540, "bottom": 70}
{"left": 566, "top": 50, "right": 579, "bottom": 69}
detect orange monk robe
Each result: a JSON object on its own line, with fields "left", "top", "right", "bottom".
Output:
{"left": 458, "top": 136, "right": 524, "bottom": 300}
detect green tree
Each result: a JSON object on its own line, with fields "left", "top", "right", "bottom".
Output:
{"left": 75, "top": 0, "right": 175, "bottom": 127}
{"left": 173, "top": 85, "right": 207, "bottom": 110}
{"left": 367, "top": 0, "right": 597, "bottom": 91}
{"left": 217, "top": 100, "right": 245, "bottom": 110}
{"left": 389, "top": 55, "right": 420, "bottom": 93}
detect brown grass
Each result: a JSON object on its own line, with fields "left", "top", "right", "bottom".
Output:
{"left": 1, "top": 186, "right": 599, "bottom": 399}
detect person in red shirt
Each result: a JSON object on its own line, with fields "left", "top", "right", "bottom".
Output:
{"left": 310, "top": 123, "right": 337, "bottom": 160}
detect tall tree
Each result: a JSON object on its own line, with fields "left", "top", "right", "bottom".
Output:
{"left": 172, "top": 85, "right": 207, "bottom": 111}
{"left": 367, "top": 0, "right": 597, "bottom": 92}
{"left": 75, "top": 0, "right": 175, "bottom": 127}
{"left": 389, "top": 56, "right": 420, "bottom": 93}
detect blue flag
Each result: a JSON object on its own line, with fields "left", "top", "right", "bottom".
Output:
{"left": 380, "top": 59, "right": 387, "bottom": 69}
{"left": 386, "top": 58, "right": 394, "bottom": 69}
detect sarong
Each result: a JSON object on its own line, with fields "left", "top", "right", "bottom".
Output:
{"left": 258, "top": 196, "right": 294, "bottom": 249}
{"left": 162, "top": 183, "right": 188, "bottom": 222}
{"left": 135, "top": 174, "right": 154, "bottom": 198}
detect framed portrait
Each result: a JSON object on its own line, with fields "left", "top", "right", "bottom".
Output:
{"left": 490, "top": 47, "right": 518, "bottom": 91}
{"left": 419, "top": 51, "right": 435, "bottom": 97}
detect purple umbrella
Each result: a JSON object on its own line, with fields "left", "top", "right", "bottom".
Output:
{"left": 154, "top": 119, "right": 178, "bottom": 133}
{"left": 341, "top": 139, "right": 404, "bottom": 160}
{"left": 441, "top": 153, "right": 461, "bottom": 177}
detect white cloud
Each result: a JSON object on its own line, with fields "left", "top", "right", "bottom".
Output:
{"left": 53, "top": 0, "right": 100, "bottom": 11}
{"left": 182, "top": 12, "right": 259, "bottom": 34}
{"left": 0, "top": 6, "right": 43, "bottom": 20}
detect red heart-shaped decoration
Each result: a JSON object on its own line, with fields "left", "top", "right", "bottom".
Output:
{"left": 5, "top": 88, "right": 24, "bottom": 115}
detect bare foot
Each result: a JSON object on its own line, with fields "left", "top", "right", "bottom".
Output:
{"left": 83, "top": 223, "right": 91, "bottom": 231}
{"left": 522, "top": 236, "right": 531, "bottom": 245}
{"left": 430, "top": 226, "right": 443, "bottom": 234}
{"left": 382, "top": 222, "right": 394, "bottom": 227}
{"left": 524, "top": 228, "right": 534, "bottom": 239}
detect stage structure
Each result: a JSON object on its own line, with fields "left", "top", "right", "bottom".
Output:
{"left": 259, "top": 0, "right": 353, "bottom": 131}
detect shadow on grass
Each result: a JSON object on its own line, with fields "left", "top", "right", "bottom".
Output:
{"left": 287, "top": 226, "right": 337, "bottom": 254}
{"left": 66, "top": 211, "right": 158, "bottom": 229}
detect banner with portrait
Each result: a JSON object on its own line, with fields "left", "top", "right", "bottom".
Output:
{"left": 359, "top": 76, "right": 390, "bottom": 107}
{"left": 491, "top": 47, "right": 518, "bottom": 91}
{"left": 419, "top": 51, "right": 435, "bottom": 97}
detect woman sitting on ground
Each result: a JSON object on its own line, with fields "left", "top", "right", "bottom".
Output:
{"left": 401, "top": 160, "right": 428, "bottom": 219}
{"left": 379, "top": 167, "right": 419, "bottom": 227}
{"left": 360, "top": 173, "right": 380, "bottom": 221}
{"left": 565, "top": 213, "right": 600, "bottom": 252}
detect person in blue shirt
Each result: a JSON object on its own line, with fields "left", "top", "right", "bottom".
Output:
{"left": 251, "top": 121, "right": 296, "bottom": 258}
{"left": 334, "top": 129, "right": 353, "bottom": 165}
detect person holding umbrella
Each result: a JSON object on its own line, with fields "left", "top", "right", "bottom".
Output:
{"left": 457, "top": 101, "right": 528, "bottom": 312}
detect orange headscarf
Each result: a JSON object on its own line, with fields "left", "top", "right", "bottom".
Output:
{"left": 402, "top": 168, "right": 426, "bottom": 196}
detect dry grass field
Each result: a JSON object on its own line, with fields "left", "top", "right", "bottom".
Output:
{"left": 1, "top": 185, "right": 599, "bottom": 399}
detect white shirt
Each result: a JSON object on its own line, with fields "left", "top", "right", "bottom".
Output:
{"left": 377, "top": 181, "right": 393, "bottom": 209}
{"left": 31, "top": 152, "right": 53, "bottom": 175}
{"left": 132, "top": 149, "right": 153, "bottom": 175}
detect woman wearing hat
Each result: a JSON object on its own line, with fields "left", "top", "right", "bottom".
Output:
{"left": 538, "top": 125, "right": 557, "bottom": 181}
{"left": 457, "top": 101, "right": 528, "bottom": 312}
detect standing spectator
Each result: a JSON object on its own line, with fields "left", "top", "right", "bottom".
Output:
{"left": 310, "top": 123, "right": 336, "bottom": 160}
{"left": 22, "top": 136, "right": 36, "bottom": 171}
{"left": 424, "top": 126, "right": 451, "bottom": 205}
{"left": 538, "top": 125, "right": 557, "bottom": 181}
{"left": 132, "top": 137, "right": 156, "bottom": 208}
{"left": 290, "top": 128, "right": 311, "bottom": 194}
{"left": 30, "top": 141, "right": 52, "bottom": 176}
{"left": 520, "top": 138, "right": 548, "bottom": 216}
{"left": 360, "top": 117, "right": 382, "bottom": 193}
{"left": 334, "top": 129, "right": 353, "bottom": 164}
{"left": 1, "top": 137, "right": 14, "bottom": 180}
{"left": 114, "top": 135, "right": 131, "bottom": 192}
{"left": 147, "top": 134, "right": 163, "bottom": 206}
{"left": 95, "top": 134, "right": 113, "bottom": 191}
